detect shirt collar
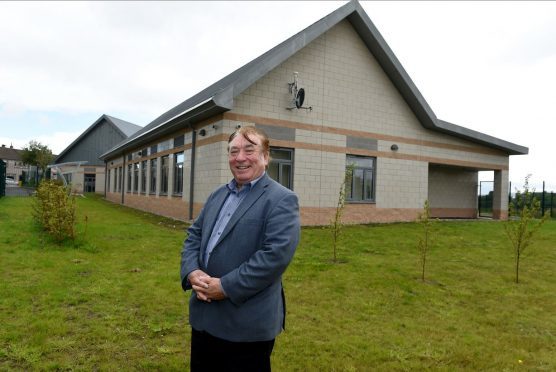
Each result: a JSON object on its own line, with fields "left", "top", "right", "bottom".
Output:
{"left": 226, "top": 172, "right": 265, "bottom": 193}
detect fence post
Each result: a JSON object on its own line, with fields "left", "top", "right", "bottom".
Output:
{"left": 550, "top": 191, "right": 554, "bottom": 218}
{"left": 508, "top": 181, "right": 512, "bottom": 217}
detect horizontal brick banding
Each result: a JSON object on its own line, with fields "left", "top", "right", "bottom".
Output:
{"left": 224, "top": 112, "right": 505, "bottom": 156}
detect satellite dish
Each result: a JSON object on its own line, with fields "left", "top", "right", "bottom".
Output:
{"left": 296, "top": 88, "right": 305, "bottom": 109}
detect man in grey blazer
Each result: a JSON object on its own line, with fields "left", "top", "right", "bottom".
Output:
{"left": 181, "top": 126, "right": 300, "bottom": 371}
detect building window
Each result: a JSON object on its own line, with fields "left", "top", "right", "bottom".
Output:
{"left": 150, "top": 158, "right": 157, "bottom": 194}
{"left": 141, "top": 160, "right": 147, "bottom": 194}
{"left": 346, "top": 155, "right": 375, "bottom": 202}
{"left": 268, "top": 147, "right": 293, "bottom": 190}
{"left": 116, "top": 167, "right": 122, "bottom": 192}
{"left": 127, "top": 164, "right": 132, "bottom": 193}
{"left": 133, "top": 163, "right": 139, "bottom": 193}
{"left": 173, "top": 152, "right": 184, "bottom": 195}
{"left": 160, "top": 155, "right": 169, "bottom": 194}
{"left": 63, "top": 173, "right": 72, "bottom": 185}
{"left": 174, "top": 135, "right": 184, "bottom": 148}
{"left": 107, "top": 168, "right": 111, "bottom": 192}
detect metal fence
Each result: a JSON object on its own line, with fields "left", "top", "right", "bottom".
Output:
{"left": 508, "top": 181, "right": 555, "bottom": 218}
{"left": 478, "top": 180, "right": 554, "bottom": 219}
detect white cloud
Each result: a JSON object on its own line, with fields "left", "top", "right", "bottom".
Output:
{"left": 0, "top": 1, "right": 555, "bottom": 189}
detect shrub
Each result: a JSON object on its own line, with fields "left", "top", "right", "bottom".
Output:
{"left": 33, "top": 180, "right": 77, "bottom": 243}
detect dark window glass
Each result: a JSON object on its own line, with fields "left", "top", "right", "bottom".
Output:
{"left": 174, "top": 135, "right": 184, "bottom": 148}
{"left": 160, "top": 155, "right": 169, "bottom": 194}
{"left": 150, "top": 145, "right": 158, "bottom": 155}
{"left": 141, "top": 160, "right": 147, "bottom": 194}
{"left": 268, "top": 147, "right": 293, "bottom": 190}
{"left": 127, "top": 164, "right": 132, "bottom": 192}
{"left": 107, "top": 168, "right": 111, "bottom": 192}
{"left": 173, "top": 152, "right": 184, "bottom": 195}
{"left": 346, "top": 155, "right": 375, "bottom": 202}
{"left": 133, "top": 163, "right": 139, "bottom": 192}
{"left": 150, "top": 158, "right": 157, "bottom": 194}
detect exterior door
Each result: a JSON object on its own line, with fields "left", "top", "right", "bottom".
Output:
{"left": 84, "top": 173, "right": 96, "bottom": 193}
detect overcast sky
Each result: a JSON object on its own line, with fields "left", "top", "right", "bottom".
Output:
{"left": 1, "top": 1, "right": 555, "bottom": 191}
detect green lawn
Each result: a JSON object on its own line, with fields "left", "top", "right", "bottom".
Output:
{"left": 1, "top": 195, "right": 555, "bottom": 371}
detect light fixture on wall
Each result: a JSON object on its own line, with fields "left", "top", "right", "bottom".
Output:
{"left": 391, "top": 144, "right": 399, "bottom": 151}
{"left": 199, "top": 129, "right": 206, "bottom": 136}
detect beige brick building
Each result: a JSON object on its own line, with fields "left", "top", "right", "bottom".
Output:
{"left": 100, "top": 1, "right": 527, "bottom": 225}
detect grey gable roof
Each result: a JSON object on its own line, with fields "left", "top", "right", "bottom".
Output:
{"left": 54, "top": 114, "right": 142, "bottom": 163}
{"left": 105, "top": 115, "right": 143, "bottom": 137}
{"left": 100, "top": 0, "right": 527, "bottom": 159}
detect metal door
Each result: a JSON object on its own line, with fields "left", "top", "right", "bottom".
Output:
{"left": 84, "top": 173, "right": 96, "bottom": 193}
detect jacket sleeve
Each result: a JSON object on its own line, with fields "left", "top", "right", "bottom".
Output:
{"left": 220, "top": 191, "right": 300, "bottom": 305}
{"left": 180, "top": 202, "right": 206, "bottom": 291}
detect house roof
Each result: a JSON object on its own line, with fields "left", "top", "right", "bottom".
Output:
{"left": 0, "top": 144, "right": 21, "bottom": 161}
{"left": 55, "top": 114, "right": 142, "bottom": 163}
{"left": 100, "top": 0, "right": 527, "bottom": 160}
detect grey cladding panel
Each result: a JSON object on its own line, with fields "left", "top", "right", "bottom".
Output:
{"left": 255, "top": 124, "right": 295, "bottom": 142}
{"left": 57, "top": 120, "right": 126, "bottom": 165}
{"left": 347, "top": 136, "right": 377, "bottom": 151}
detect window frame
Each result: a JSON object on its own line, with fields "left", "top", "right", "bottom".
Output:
{"left": 173, "top": 152, "right": 184, "bottom": 196}
{"left": 150, "top": 158, "right": 157, "bottom": 195}
{"left": 133, "top": 162, "right": 139, "bottom": 193}
{"left": 160, "top": 155, "right": 169, "bottom": 195}
{"left": 346, "top": 155, "right": 376, "bottom": 203}
{"left": 140, "top": 160, "right": 147, "bottom": 194}
{"left": 268, "top": 147, "right": 294, "bottom": 190}
{"left": 126, "top": 164, "right": 132, "bottom": 193}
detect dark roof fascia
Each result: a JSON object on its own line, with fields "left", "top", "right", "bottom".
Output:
{"left": 99, "top": 91, "right": 233, "bottom": 160}
{"left": 436, "top": 120, "right": 528, "bottom": 155}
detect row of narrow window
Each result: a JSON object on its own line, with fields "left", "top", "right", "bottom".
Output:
{"left": 109, "top": 149, "right": 375, "bottom": 202}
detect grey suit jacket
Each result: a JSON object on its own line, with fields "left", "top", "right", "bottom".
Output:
{"left": 180, "top": 174, "right": 300, "bottom": 342}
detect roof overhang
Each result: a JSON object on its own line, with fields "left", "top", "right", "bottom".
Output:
{"left": 99, "top": 89, "right": 233, "bottom": 160}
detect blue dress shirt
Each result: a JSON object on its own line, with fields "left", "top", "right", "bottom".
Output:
{"left": 204, "top": 174, "right": 264, "bottom": 267}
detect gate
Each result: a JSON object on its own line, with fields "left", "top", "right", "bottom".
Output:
{"left": 478, "top": 181, "right": 494, "bottom": 218}
{"left": 0, "top": 160, "right": 5, "bottom": 197}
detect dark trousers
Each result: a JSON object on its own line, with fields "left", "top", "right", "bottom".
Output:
{"left": 190, "top": 328, "right": 275, "bottom": 372}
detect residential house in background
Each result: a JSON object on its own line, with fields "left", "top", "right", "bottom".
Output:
{"left": 100, "top": 0, "right": 527, "bottom": 225}
{"left": 53, "top": 114, "right": 141, "bottom": 194}
{"left": 0, "top": 144, "right": 29, "bottom": 183}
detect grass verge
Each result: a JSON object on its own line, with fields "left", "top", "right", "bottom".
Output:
{"left": 1, "top": 195, "right": 555, "bottom": 370}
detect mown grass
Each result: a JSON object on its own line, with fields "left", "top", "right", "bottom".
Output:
{"left": 1, "top": 195, "right": 555, "bottom": 371}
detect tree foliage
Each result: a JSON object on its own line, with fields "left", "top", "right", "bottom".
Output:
{"left": 504, "top": 175, "right": 549, "bottom": 283}
{"left": 21, "top": 140, "right": 54, "bottom": 181}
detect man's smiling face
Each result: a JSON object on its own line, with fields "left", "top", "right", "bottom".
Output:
{"left": 228, "top": 132, "right": 268, "bottom": 187}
